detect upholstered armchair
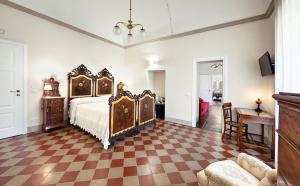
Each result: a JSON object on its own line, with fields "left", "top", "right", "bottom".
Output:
{"left": 197, "top": 153, "right": 277, "bottom": 186}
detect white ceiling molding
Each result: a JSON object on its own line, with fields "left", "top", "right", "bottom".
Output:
{"left": 125, "top": 13, "right": 268, "bottom": 48}
{"left": 165, "top": 0, "right": 174, "bottom": 34}
{"left": 1, "top": 0, "right": 274, "bottom": 48}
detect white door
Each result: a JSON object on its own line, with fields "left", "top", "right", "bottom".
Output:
{"left": 198, "top": 74, "right": 212, "bottom": 104}
{"left": 0, "top": 41, "right": 25, "bottom": 139}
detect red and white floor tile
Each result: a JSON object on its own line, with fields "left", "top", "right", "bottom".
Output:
{"left": 0, "top": 120, "right": 273, "bottom": 186}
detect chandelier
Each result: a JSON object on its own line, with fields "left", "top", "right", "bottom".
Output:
{"left": 210, "top": 64, "right": 223, "bottom": 69}
{"left": 113, "top": 0, "right": 145, "bottom": 38}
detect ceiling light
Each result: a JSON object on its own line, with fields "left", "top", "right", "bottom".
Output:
{"left": 113, "top": 0, "right": 145, "bottom": 37}
{"left": 210, "top": 64, "right": 223, "bottom": 69}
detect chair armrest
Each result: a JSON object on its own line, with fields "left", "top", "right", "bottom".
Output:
{"left": 258, "top": 169, "right": 277, "bottom": 186}
{"left": 237, "top": 153, "right": 271, "bottom": 180}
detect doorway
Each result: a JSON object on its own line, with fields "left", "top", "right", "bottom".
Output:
{"left": 147, "top": 70, "right": 166, "bottom": 119}
{"left": 192, "top": 57, "right": 228, "bottom": 130}
{"left": 197, "top": 61, "right": 223, "bottom": 132}
{"left": 0, "top": 39, "right": 27, "bottom": 139}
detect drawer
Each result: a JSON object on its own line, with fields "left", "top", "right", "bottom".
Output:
{"left": 49, "top": 99, "right": 64, "bottom": 107}
{"left": 279, "top": 105, "right": 300, "bottom": 147}
{"left": 50, "top": 113, "right": 63, "bottom": 123}
{"left": 48, "top": 105, "right": 63, "bottom": 115}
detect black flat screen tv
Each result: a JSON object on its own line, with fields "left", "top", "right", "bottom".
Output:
{"left": 259, "top": 51, "right": 274, "bottom": 76}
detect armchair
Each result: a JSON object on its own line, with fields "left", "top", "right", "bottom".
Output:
{"left": 197, "top": 153, "right": 277, "bottom": 186}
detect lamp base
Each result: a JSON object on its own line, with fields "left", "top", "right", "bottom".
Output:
{"left": 255, "top": 104, "right": 262, "bottom": 113}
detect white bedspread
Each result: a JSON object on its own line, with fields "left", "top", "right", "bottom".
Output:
{"left": 69, "top": 96, "right": 111, "bottom": 149}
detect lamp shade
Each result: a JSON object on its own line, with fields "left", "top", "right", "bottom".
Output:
{"left": 113, "top": 25, "right": 121, "bottom": 35}
{"left": 44, "top": 84, "right": 52, "bottom": 91}
{"left": 140, "top": 28, "right": 146, "bottom": 37}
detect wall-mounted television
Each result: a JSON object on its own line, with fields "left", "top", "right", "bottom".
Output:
{"left": 259, "top": 51, "right": 274, "bottom": 76}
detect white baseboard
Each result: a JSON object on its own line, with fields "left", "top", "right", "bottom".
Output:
{"left": 27, "top": 125, "right": 42, "bottom": 133}
{"left": 165, "top": 117, "right": 192, "bottom": 127}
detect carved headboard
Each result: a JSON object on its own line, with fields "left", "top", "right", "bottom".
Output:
{"left": 95, "top": 68, "right": 114, "bottom": 96}
{"left": 68, "top": 64, "right": 94, "bottom": 101}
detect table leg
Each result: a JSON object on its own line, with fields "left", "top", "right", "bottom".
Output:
{"left": 261, "top": 125, "right": 264, "bottom": 144}
{"left": 271, "top": 125, "right": 275, "bottom": 159}
{"left": 238, "top": 124, "right": 244, "bottom": 151}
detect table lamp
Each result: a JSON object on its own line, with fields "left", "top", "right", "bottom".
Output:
{"left": 43, "top": 84, "right": 52, "bottom": 97}
{"left": 255, "top": 98, "right": 262, "bottom": 112}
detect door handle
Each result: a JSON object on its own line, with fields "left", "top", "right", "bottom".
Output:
{"left": 10, "top": 90, "right": 20, "bottom": 93}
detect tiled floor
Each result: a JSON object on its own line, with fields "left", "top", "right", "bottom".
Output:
{"left": 202, "top": 104, "right": 223, "bottom": 133}
{"left": 0, "top": 120, "right": 273, "bottom": 186}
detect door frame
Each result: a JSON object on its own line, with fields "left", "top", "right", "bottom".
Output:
{"left": 191, "top": 56, "right": 228, "bottom": 128}
{"left": 0, "top": 38, "right": 28, "bottom": 135}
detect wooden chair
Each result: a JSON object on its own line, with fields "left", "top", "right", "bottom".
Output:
{"left": 222, "top": 102, "right": 249, "bottom": 141}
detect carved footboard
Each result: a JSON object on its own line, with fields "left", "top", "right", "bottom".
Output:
{"left": 138, "top": 90, "right": 156, "bottom": 127}
{"left": 109, "top": 91, "right": 138, "bottom": 143}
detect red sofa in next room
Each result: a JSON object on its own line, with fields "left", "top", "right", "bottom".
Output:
{"left": 199, "top": 98, "right": 209, "bottom": 125}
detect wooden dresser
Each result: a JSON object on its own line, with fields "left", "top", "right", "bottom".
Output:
{"left": 42, "top": 77, "right": 65, "bottom": 131}
{"left": 273, "top": 93, "right": 300, "bottom": 186}
{"left": 42, "top": 97, "right": 65, "bottom": 131}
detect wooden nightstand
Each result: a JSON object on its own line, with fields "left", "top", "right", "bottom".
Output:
{"left": 42, "top": 97, "right": 65, "bottom": 131}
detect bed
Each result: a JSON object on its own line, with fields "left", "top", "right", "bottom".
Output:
{"left": 68, "top": 64, "right": 138, "bottom": 149}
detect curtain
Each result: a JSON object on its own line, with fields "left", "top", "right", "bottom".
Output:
{"left": 274, "top": 0, "right": 300, "bottom": 166}
{"left": 275, "top": 0, "right": 300, "bottom": 93}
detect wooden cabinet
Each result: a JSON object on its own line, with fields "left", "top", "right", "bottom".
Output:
{"left": 42, "top": 97, "right": 65, "bottom": 131}
{"left": 273, "top": 92, "right": 300, "bottom": 186}
{"left": 155, "top": 103, "right": 165, "bottom": 120}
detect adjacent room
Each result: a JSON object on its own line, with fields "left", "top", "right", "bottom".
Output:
{"left": 0, "top": 0, "right": 299, "bottom": 185}
{"left": 196, "top": 60, "right": 223, "bottom": 132}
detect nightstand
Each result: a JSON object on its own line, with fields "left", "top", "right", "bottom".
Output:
{"left": 42, "top": 97, "right": 65, "bottom": 131}
{"left": 155, "top": 103, "right": 165, "bottom": 120}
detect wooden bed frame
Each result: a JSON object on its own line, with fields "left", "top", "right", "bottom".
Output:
{"left": 67, "top": 64, "right": 94, "bottom": 102}
{"left": 109, "top": 91, "right": 138, "bottom": 143}
{"left": 67, "top": 64, "right": 138, "bottom": 147}
{"left": 138, "top": 90, "right": 156, "bottom": 128}
{"left": 95, "top": 68, "right": 114, "bottom": 96}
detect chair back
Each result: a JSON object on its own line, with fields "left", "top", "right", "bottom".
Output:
{"left": 222, "top": 102, "right": 233, "bottom": 124}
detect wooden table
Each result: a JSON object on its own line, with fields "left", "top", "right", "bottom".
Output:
{"left": 236, "top": 108, "right": 275, "bottom": 159}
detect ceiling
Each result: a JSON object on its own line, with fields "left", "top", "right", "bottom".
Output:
{"left": 8, "top": 0, "right": 272, "bottom": 47}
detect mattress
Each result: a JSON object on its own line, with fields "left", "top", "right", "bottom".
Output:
{"left": 69, "top": 96, "right": 111, "bottom": 149}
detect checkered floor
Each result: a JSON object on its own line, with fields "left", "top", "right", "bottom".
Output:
{"left": 0, "top": 120, "right": 273, "bottom": 186}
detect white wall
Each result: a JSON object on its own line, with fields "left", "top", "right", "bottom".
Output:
{"left": 0, "top": 5, "right": 147, "bottom": 128}
{"left": 126, "top": 16, "right": 275, "bottom": 125}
